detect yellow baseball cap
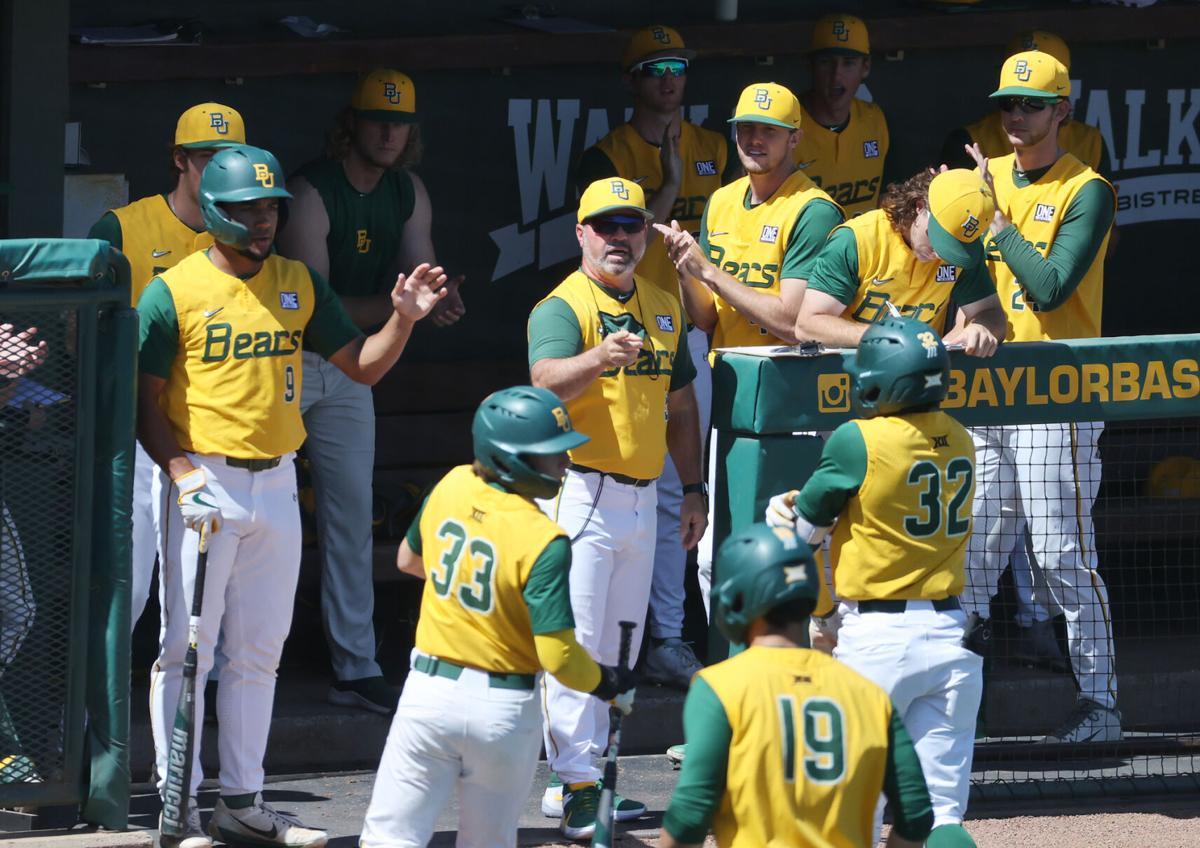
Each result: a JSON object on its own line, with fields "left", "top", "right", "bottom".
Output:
{"left": 175, "top": 103, "right": 246, "bottom": 149}
{"left": 926, "top": 170, "right": 995, "bottom": 269}
{"left": 622, "top": 25, "right": 695, "bottom": 71}
{"left": 577, "top": 178, "right": 653, "bottom": 223}
{"left": 728, "top": 82, "right": 802, "bottom": 131}
{"left": 1006, "top": 30, "right": 1070, "bottom": 71}
{"left": 810, "top": 13, "right": 870, "bottom": 57}
{"left": 991, "top": 51, "right": 1070, "bottom": 99}
{"left": 351, "top": 69, "right": 417, "bottom": 123}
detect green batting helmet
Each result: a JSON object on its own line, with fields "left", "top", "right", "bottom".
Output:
{"left": 849, "top": 316, "right": 950, "bottom": 418}
{"left": 712, "top": 523, "right": 818, "bottom": 645}
{"left": 472, "top": 386, "right": 589, "bottom": 500}
{"left": 199, "top": 144, "right": 292, "bottom": 251}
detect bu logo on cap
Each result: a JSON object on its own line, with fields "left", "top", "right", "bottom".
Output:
{"left": 253, "top": 163, "right": 275, "bottom": 188}
{"left": 611, "top": 179, "right": 630, "bottom": 200}
{"left": 210, "top": 113, "right": 229, "bottom": 134}
{"left": 383, "top": 82, "right": 403, "bottom": 104}
{"left": 961, "top": 213, "right": 980, "bottom": 240}
{"left": 652, "top": 26, "right": 670, "bottom": 44}
{"left": 833, "top": 20, "right": 848, "bottom": 41}
{"left": 755, "top": 88, "right": 773, "bottom": 109}
{"left": 1014, "top": 59, "right": 1032, "bottom": 81}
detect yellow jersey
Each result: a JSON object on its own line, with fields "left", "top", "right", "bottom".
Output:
{"left": 967, "top": 113, "right": 1104, "bottom": 171}
{"left": 701, "top": 170, "right": 840, "bottom": 352}
{"left": 591, "top": 122, "right": 730, "bottom": 297}
{"left": 137, "top": 251, "right": 360, "bottom": 459}
{"left": 700, "top": 646, "right": 894, "bottom": 848}
{"left": 412, "top": 465, "right": 567, "bottom": 674}
{"left": 793, "top": 99, "right": 890, "bottom": 218}
{"left": 985, "top": 152, "right": 1114, "bottom": 342}
{"left": 531, "top": 271, "right": 689, "bottom": 480}
{"left": 94, "top": 195, "right": 214, "bottom": 305}
{"left": 827, "top": 412, "right": 975, "bottom": 601}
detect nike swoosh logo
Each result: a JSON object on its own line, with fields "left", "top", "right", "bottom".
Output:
{"left": 232, "top": 821, "right": 278, "bottom": 840}
{"left": 151, "top": 249, "right": 171, "bottom": 258}
{"left": 708, "top": 231, "right": 728, "bottom": 239}
{"left": 203, "top": 307, "right": 224, "bottom": 319}
{"left": 871, "top": 277, "right": 894, "bottom": 286}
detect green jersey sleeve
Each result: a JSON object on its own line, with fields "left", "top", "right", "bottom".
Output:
{"left": 88, "top": 211, "right": 123, "bottom": 250}
{"left": 575, "top": 147, "right": 620, "bottom": 195}
{"left": 522, "top": 537, "right": 576, "bottom": 634}
{"left": 794, "top": 421, "right": 868, "bottom": 526}
{"left": 698, "top": 202, "right": 712, "bottom": 256}
{"left": 992, "top": 178, "right": 1114, "bottom": 311}
{"left": 668, "top": 316, "right": 696, "bottom": 391}
{"left": 661, "top": 676, "right": 732, "bottom": 844}
{"left": 305, "top": 267, "right": 364, "bottom": 359}
{"left": 805, "top": 227, "right": 861, "bottom": 306}
{"left": 781, "top": 199, "right": 845, "bottom": 282}
{"left": 950, "top": 261, "right": 997, "bottom": 308}
{"left": 136, "top": 278, "right": 179, "bottom": 379}
{"left": 527, "top": 297, "right": 583, "bottom": 367}
{"left": 404, "top": 496, "right": 428, "bottom": 556}
{"left": 883, "top": 708, "right": 935, "bottom": 842}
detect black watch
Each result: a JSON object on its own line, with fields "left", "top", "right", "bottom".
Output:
{"left": 682, "top": 482, "right": 708, "bottom": 498}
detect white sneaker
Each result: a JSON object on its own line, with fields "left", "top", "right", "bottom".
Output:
{"left": 208, "top": 793, "right": 327, "bottom": 848}
{"left": 1040, "top": 698, "right": 1122, "bottom": 744}
{"left": 541, "top": 775, "right": 564, "bottom": 817}
{"left": 160, "top": 800, "right": 213, "bottom": 848}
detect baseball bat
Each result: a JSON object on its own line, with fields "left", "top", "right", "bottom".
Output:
{"left": 160, "top": 527, "right": 210, "bottom": 838}
{"left": 592, "top": 620, "right": 636, "bottom": 848}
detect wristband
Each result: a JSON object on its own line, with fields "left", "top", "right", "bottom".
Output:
{"left": 682, "top": 482, "right": 708, "bottom": 498}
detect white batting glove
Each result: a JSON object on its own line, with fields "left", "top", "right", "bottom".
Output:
{"left": 174, "top": 468, "right": 223, "bottom": 535}
{"left": 765, "top": 490, "right": 800, "bottom": 529}
{"left": 612, "top": 689, "right": 636, "bottom": 717}
{"left": 809, "top": 610, "right": 841, "bottom": 655}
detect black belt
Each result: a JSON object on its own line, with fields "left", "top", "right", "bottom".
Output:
{"left": 412, "top": 654, "right": 536, "bottom": 690}
{"left": 225, "top": 456, "right": 283, "bottom": 472}
{"left": 858, "top": 597, "right": 961, "bottom": 614}
{"left": 569, "top": 463, "right": 654, "bottom": 488}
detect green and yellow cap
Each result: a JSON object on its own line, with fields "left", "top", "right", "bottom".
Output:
{"left": 1006, "top": 29, "right": 1070, "bottom": 71}
{"left": 351, "top": 68, "right": 417, "bottom": 123}
{"left": 810, "top": 13, "right": 870, "bottom": 57}
{"left": 622, "top": 25, "right": 695, "bottom": 70}
{"left": 175, "top": 103, "right": 246, "bottom": 149}
{"left": 926, "top": 169, "right": 995, "bottom": 269}
{"left": 727, "top": 82, "right": 802, "bottom": 131}
{"left": 577, "top": 177, "right": 653, "bottom": 223}
{"left": 991, "top": 50, "right": 1070, "bottom": 99}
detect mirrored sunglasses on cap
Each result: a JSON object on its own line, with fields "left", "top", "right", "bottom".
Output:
{"left": 587, "top": 215, "right": 647, "bottom": 235}
{"left": 998, "top": 95, "right": 1061, "bottom": 114}
{"left": 631, "top": 58, "right": 689, "bottom": 77}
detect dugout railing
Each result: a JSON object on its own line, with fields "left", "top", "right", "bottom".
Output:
{"left": 0, "top": 240, "right": 136, "bottom": 827}
{"left": 711, "top": 336, "right": 1200, "bottom": 796}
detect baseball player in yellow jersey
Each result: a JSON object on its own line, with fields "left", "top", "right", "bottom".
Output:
{"left": 528, "top": 177, "right": 706, "bottom": 840}
{"left": 795, "top": 168, "right": 1006, "bottom": 356}
{"left": 959, "top": 52, "right": 1119, "bottom": 744}
{"left": 360, "top": 386, "right": 636, "bottom": 848}
{"left": 137, "top": 144, "right": 448, "bottom": 848}
{"left": 656, "top": 81, "right": 843, "bottom": 617}
{"left": 87, "top": 102, "right": 245, "bottom": 630}
{"left": 768, "top": 317, "right": 984, "bottom": 848}
{"left": 792, "top": 13, "right": 890, "bottom": 218}
{"left": 660, "top": 523, "right": 933, "bottom": 848}
{"left": 573, "top": 24, "right": 734, "bottom": 692}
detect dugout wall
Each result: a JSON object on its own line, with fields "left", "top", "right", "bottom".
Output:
{"left": 713, "top": 337, "right": 1200, "bottom": 793}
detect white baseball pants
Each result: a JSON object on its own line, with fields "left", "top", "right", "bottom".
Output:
{"left": 835, "top": 601, "right": 983, "bottom": 829}
{"left": 150, "top": 453, "right": 301, "bottom": 798}
{"left": 539, "top": 470, "right": 656, "bottom": 785}
{"left": 962, "top": 423, "right": 1117, "bottom": 708}
{"left": 131, "top": 440, "right": 158, "bottom": 630}
{"left": 360, "top": 658, "right": 542, "bottom": 848}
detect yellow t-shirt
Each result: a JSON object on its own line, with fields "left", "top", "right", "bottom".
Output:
{"left": 107, "top": 195, "right": 215, "bottom": 305}
{"left": 532, "top": 271, "right": 688, "bottom": 480}
{"left": 702, "top": 170, "right": 840, "bottom": 352}
{"left": 413, "top": 465, "right": 566, "bottom": 674}
{"left": 792, "top": 99, "right": 890, "bottom": 218}
{"left": 831, "top": 412, "right": 976, "bottom": 601}
{"left": 967, "top": 114, "right": 1103, "bottom": 171}
{"left": 985, "top": 152, "right": 1113, "bottom": 341}
{"left": 700, "top": 646, "right": 893, "bottom": 848}
{"left": 592, "top": 122, "right": 730, "bottom": 296}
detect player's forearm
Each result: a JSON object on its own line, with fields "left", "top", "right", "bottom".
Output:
{"left": 666, "top": 389, "right": 703, "bottom": 485}
{"left": 340, "top": 294, "right": 395, "bottom": 330}
{"left": 530, "top": 349, "right": 606, "bottom": 403}
{"left": 706, "top": 271, "right": 800, "bottom": 343}
{"left": 678, "top": 273, "right": 718, "bottom": 333}
{"left": 137, "top": 389, "right": 193, "bottom": 479}
{"left": 534, "top": 630, "right": 602, "bottom": 692}
{"left": 794, "top": 310, "right": 868, "bottom": 348}
{"left": 346, "top": 313, "right": 416, "bottom": 385}
{"left": 963, "top": 303, "right": 1008, "bottom": 343}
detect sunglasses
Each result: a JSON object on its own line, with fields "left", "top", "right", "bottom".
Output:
{"left": 632, "top": 58, "right": 689, "bottom": 77}
{"left": 998, "top": 96, "right": 1060, "bottom": 114}
{"left": 588, "top": 216, "right": 647, "bottom": 235}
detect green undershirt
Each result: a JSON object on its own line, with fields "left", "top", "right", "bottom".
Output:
{"left": 87, "top": 210, "right": 125, "bottom": 250}
{"left": 807, "top": 227, "right": 997, "bottom": 311}
{"left": 794, "top": 421, "right": 868, "bottom": 527}
{"left": 698, "top": 194, "right": 844, "bottom": 283}
{"left": 662, "top": 668, "right": 932, "bottom": 843}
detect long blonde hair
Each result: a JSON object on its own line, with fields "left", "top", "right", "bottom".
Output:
{"left": 324, "top": 107, "right": 423, "bottom": 168}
